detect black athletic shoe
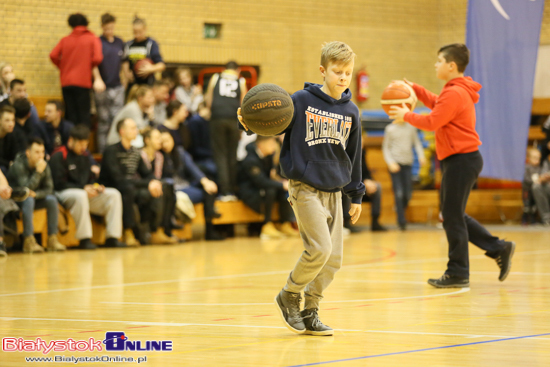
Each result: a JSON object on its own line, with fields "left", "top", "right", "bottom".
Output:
{"left": 371, "top": 222, "right": 388, "bottom": 232}
{"left": 104, "top": 238, "right": 127, "bottom": 248}
{"left": 0, "top": 241, "right": 7, "bottom": 257}
{"left": 205, "top": 230, "right": 225, "bottom": 241}
{"left": 301, "top": 309, "right": 333, "bottom": 336}
{"left": 496, "top": 241, "right": 516, "bottom": 281}
{"left": 275, "top": 290, "right": 306, "bottom": 334}
{"left": 78, "top": 239, "right": 97, "bottom": 250}
{"left": 427, "top": 274, "right": 470, "bottom": 288}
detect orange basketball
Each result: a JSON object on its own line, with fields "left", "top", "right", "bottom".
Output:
{"left": 133, "top": 58, "right": 154, "bottom": 74}
{"left": 380, "top": 81, "right": 417, "bottom": 116}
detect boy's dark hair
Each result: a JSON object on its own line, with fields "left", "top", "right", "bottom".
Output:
{"left": 13, "top": 98, "right": 31, "bottom": 119}
{"left": 438, "top": 43, "right": 470, "bottom": 73}
{"left": 101, "top": 13, "right": 116, "bottom": 26}
{"left": 166, "top": 100, "right": 183, "bottom": 118}
{"left": 225, "top": 61, "right": 239, "bottom": 70}
{"left": 69, "top": 124, "right": 90, "bottom": 141}
{"left": 68, "top": 13, "right": 89, "bottom": 28}
{"left": 47, "top": 100, "right": 65, "bottom": 114}
{"left": 10, "top": 78, "right": 24, "bottom": 91}
{"left": 27, "top": 137, "right": 44, "bottom": 150}
{"left": 0, "top": 105, "right": 15, "bottom": 119}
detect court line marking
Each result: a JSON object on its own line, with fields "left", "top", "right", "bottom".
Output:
{"left": 1, "top": 249, "right": 548, "bottom": 298}
{"left": 285, "top": 332, "right": 550, "bottom": 367}
{"left": 1, "top": 317, "right": 549, "bottom": 341}
{"left": 100, "top": 288, "right": 470, "bottom": 306}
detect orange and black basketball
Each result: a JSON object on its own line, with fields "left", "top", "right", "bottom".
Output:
{"left": 240, "top": 83, "right": 294, "bottom": 136}
{"left": 380, "top": 81, "right": 417, "bottom": 116}
{"left": 133, "top": 58, "right": 153, "bottom": 74}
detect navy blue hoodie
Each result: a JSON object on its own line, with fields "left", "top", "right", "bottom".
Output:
{"left": 279, "top": 83, "right": 365, "bottom": 204}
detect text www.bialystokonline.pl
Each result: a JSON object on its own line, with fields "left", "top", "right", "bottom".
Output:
{"left": 24, "top": 355, "right": 148, "bottom": 364}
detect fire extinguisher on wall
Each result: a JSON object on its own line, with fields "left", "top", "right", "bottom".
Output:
{"left": 356, "top": 68, "right": 369, "bottom": 102}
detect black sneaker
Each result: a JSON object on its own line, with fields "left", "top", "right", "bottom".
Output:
{"left": 496, "top": 241, "right": 516, "bottom": 281}
{"left": 371, "top": 222, "right": 387, "bottom": 232}
{"left": 427, "top": 274, "right": 470, "bottom": 288}
{"left": 104, "top": 238, "right": 127, "bottom": 248}
{"left": 301, "top": 309, "right": 333, "bottom": 336}
{"left": 78, "top": 239, "right": 97, "bottom": 250}
{"left": 275, "top": 290, "right": 306, "bottom": 334}
{"left": 205, "top": 230, "right": 225, "bottom": 241}
{"left": 0, "top": 241, "right": 7, "bottom": 257}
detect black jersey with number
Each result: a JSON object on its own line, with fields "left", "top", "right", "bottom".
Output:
{"left": 211, "top": 72, "right": 242, "bottom": 120}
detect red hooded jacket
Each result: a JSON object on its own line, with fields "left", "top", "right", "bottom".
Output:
{"left": 404, "top": 77, "right": 482, "bottom": 160}
{"left": 50, "top": 26, "right": 103, "bottom": 89}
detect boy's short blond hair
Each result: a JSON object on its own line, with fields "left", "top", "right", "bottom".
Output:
{"left": 320, "top": 41, "right": 356, "bottom": 68}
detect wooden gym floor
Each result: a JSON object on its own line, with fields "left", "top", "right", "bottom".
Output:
{"left": 0, "top": 224, "right": 549, "bottom": 366}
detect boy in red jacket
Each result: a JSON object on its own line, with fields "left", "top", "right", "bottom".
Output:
{"left": 50, "top": 13, "right": 103, "bottom": 128}
{"left": 390, "top": 44, "right": 515, "bottom": 288}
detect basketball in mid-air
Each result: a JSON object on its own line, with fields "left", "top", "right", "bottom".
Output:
{"left": 380, "top": 81, "right": 417, "bottom": 116}
{"left": 134, "top": 58, "right": 154, "bottom": 74}
{"left": 240, "top": 83, "right": 294, "bottom": 136}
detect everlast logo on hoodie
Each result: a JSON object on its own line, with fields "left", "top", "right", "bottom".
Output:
{"left": 304, "top": 106, "right": 352, "bottom": 148}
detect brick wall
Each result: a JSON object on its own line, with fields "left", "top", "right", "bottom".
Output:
{"left": 1, "top": 0, "right": 549, "bottom": 107}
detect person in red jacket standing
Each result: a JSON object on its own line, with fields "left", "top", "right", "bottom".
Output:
{"left": 50, "top": 13, "right": 103, "bottom": 128}
{"left": 390, "top": 44, "right": 515, "bottom": 288}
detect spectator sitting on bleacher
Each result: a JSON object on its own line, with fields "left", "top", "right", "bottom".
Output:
{"left": 7, "top": 138, "right": 65, "bottom": 253}
{"left": 523, "top": 148, "right": 542, "bottom": 224}
{"left": 238, "top": 136, "right": 298, "bottom": 239}
{"left": 35, "top": 100, "right": 74, "bottom": 156}
{"left": 185, "top": 102, "right": 218, "bottom": 180}
{"left": 93, "top": 13, "right": 126, "bottom": 154}
{"left": 0, "top": 106, "right": 27, "bottom": 174}
{"left": 527, "top": 148, "right": 550, "bottom": 226}
{"left": 152, "top": 80, "right": 170, "bottom": 126}
{"left": 161, "top": 100, "right": 189, "bottom": 148}
{"left": 159, "top": 129, "right": 224, "bottom": 241}
{"left": 0, "top": 62, "right": 15, "bottom": 103}
{"left": 106, "top": 85, "right": 154, "bottom": 149}
{"left": 49, "top": 13, "right": 102, "bottom": 128}
{"left": 542, "top": 116, "right": 550, "bottom": 165}
{"left": 140, "top": 127, "right": 178, "bottom": 243}
{"left": 174, "top": 67, "right": 204, "bottom": 114}
{"left": 50, "top": 125, "right": 126, "bottom": 250}
{"left": 0, "top": 79, "right": 41, "bottom": 128}
{"left": 0, "top": 169, "right": 16, "bottom": 257}
{"left": 342, "top": 142, "right": 387, "bottom": 233}
{"left": 13, "top": 98, "right": 35, "bottom": 144}
{"left": 99, "top": 118, "right": 170, "bottom": 246}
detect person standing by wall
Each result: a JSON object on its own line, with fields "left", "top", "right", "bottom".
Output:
{"left": 50, "top": 13, "right": 103, "bottom": 127}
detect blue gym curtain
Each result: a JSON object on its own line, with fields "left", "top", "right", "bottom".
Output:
{"left": 466, "top": 0, "right": 545, "bottom": 180}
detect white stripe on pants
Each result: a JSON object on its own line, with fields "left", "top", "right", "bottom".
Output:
{"left": 284, "top": 180, "right": 343, "bottom": 310}
{"left": 56, "top": 188, "right": 123, "bottom": 241}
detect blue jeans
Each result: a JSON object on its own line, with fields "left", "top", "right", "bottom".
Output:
{"left": 389, "top": 165, "right": 413, "bottom": 227}
{"left": 17, "top": 195, "right": 59, "bottom": 237}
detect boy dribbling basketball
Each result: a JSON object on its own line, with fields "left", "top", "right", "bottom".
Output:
{"left": 389, "top": 44, "right": 515, "bottom": 288}
{"left": 238, "top": 41, "right": 365, "bottom": 335}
